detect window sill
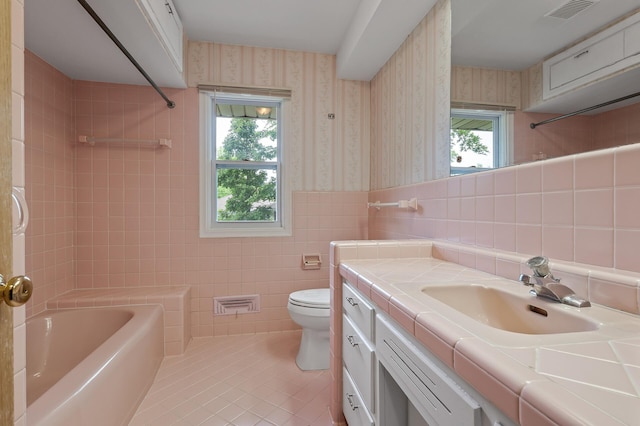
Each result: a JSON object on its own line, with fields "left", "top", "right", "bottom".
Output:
{"left": 199, "top": 226, "right": 292, "bottom": 239}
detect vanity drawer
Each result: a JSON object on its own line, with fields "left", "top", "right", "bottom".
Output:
{"left": 343, "top": 282, "right": 375, "bottom": 341}
{"left": 343, "top": 314, "right": 375, "bottom": 410}
{"left": 343, "top": 367, "right": 375, "bottom": 426}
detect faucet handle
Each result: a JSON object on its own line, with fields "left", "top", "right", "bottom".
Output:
{"left": 519, "top": 274, "right": 534, "bottom": 286}
{"left": 526, "top": 256, "right": 550, "bottom": 277}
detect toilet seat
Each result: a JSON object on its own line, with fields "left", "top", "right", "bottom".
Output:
{"left": 288, "top": 289, "right": 330, "bottom": 309}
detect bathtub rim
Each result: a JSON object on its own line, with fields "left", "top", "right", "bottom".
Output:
{"left": 26, "top": 304, "right": 164, "bottom": 425}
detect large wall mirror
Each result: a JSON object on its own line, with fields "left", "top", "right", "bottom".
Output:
{"left": 451, "top": 0, "right": 640, "bottom": 175}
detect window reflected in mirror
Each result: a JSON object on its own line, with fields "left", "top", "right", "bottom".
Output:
{"left": 450, "top": 108, "right": 514, "bottom": 176}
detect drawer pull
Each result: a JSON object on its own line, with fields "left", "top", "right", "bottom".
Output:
{"left": 346, "top": 393, "right": 359, "bottom": 410}
{"left": 574, "top": 49, "right": 589, "bottom": 59}
{"left": 346, "top": 296, "right": 358, "bottom": 306}
{"left": 347, "top": 335, "right": 359, "bottom": 347}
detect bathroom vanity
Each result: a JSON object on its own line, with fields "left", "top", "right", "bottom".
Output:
{"left": 332, "top": 240, "right": 640, "bottom": 425}
{"left": 342, "top": 281, "right": 513, "bottom": 426}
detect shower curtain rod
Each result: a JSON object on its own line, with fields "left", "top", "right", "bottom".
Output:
{"left": 530, "top": 89, "right": 640, "bottom": 129}
{"left": 76, "top": 0, "right": 176, "bottom": 109}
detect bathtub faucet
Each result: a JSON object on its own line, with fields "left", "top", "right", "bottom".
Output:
{"left": 519, "top": 256, "right": 591, "bottom": 308}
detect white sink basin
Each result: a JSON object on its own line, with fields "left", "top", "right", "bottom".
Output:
{"left": 421, "top": 285, "right": 599, "bottom": 335}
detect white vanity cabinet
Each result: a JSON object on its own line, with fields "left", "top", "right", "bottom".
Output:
{"left": 342, "top": 282, "right": 376, "bottom": 426}
{"left": 342, "top": 280, "right": 516, "bottom": 426}
{"left": 543, "top": 11, "right": 640, "bottom": 100}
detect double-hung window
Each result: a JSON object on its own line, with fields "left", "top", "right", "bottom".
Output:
{"left": 199, "top": 88, "right": 291, "bottom": 237}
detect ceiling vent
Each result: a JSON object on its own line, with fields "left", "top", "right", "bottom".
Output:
{"left": 545, "top": 0, "right": 599, "bottom": 20}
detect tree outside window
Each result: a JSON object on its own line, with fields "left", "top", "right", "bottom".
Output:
{"left": 216, "top": 117, "right": 277, "bottom": 222}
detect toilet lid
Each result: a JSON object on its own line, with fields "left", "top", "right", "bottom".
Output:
{"left": 289, "top": 288, "right": 330, "bottom": 308}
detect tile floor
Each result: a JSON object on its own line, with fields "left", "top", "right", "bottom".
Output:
{"left": 129, "top": 331, "right": 332, "bottom": 425}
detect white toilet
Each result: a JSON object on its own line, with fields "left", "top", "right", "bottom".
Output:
{"left": 287, "top": 288, "right": 331, "bottom": 370}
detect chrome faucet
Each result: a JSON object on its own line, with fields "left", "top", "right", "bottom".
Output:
{"left": 519, "top": 256, "right": 591, "bottom": 308}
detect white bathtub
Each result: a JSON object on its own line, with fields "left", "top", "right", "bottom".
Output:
{"left": 26, "top": 305, "right": 164, "bottom": 426}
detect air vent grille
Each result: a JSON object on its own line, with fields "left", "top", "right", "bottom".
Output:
{"left": 213, "top": 295, "right": 260, "bottom": 316}
{"left": 545, "top": 0, "right": 598, "bottom": 20}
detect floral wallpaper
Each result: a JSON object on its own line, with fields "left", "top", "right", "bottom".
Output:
{"left": 187, "top": 42, "right": 371, "bottom": 192}
{"left": 369, "top": 0, "right": 452, "bottom": 190}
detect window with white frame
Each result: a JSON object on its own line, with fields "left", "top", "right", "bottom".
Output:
{"left": 199, "top": 88, "right": 291, "bottom": 237}
{"left": 450, "top": 107, "right": 513, "bottom": 176}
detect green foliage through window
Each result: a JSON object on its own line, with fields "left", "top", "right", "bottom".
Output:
{"left": 216, "top": 115, "right": 279, "bottom": 222}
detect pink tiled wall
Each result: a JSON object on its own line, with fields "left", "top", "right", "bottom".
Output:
{"left": 24, "top": 61, "right": 370, "bottom": 336}
{"left": 514, "top": 101, "right": 640, "bottom": 165}
{"left": 369, "top": 143, "right": 640, "bottom": 276}
{"left": 514, "top": 111, "right": 594, "bottom": 164}
{"left": 24, "top": 51, "right": 75, "bottom": 318}
{"left": 73, "top": 81, "right": 369, "bottom": 337}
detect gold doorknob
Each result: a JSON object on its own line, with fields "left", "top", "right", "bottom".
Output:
{"left": 0, "top": 274, "right": 33, "bottom": 307}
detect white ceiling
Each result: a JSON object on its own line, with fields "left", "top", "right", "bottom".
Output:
{"left": 23, "top": 0, "right": 640, "bottom": 90}
{"left": 23, "top": 0, "right": 436, "bottom": 85}
{"left": 452, "top": 0, "right": 640, "bottom": 70}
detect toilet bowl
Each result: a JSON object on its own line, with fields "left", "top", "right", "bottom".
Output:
{"left": 287, "top": 288, "right": 330, "bottom": 370}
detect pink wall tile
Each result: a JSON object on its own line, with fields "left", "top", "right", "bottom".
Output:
{"left": 574, "top": 189, "right": 613, "bottom": 228}
{"left": 475, "top": 196, "right": 494, "bottom": 222}
{"left": 460, "top": 175, "right": 475, "bottom": 197}
{"left": 494, "top": 168, "right": 516, "bottom": 195}
{"left": 589, "top": 277, "right": 639, "bottom": 314}
{"left": 542, "top": 227, "right": 574, "bottom": 262}
{"left": 575, "top": 228, "right": 614, "bottom": 268}
{"left": 615, "top": 144, "right": 640, "bottom": 186}
{"left": 516, "top": 224, "right": 542, "bottom": 256}
{"left": 494, "top": 195, "right": 516, "bottom": 223}
{"left": 542, "top": 191, "right": 573, "bottom": 226}
{"left": 615, "top": 230, "right": 640, "bottom": 272}
{"left": 516, "top": 163, "right": 542, "bottom": 194}
{"left": 516, "top": 194, "right": 541, "bottom": 224}
{"left": 475, "top": 222, "right": 495, "bottom": 248}
{"left": 476, "top": 172, "right": 494, "bottom": 196}
{"left": 542, "top": 156, "right": 574, "bottom": 192}
{"left": 494, "top": 224, "right": 516, "bottom": 252}
{"left": 575, "top": 150, "right": 614, "bottom": 190}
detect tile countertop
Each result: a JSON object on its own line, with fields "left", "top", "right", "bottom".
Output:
{"left": 339, "top": 257, "right": 640, "bottom": 426}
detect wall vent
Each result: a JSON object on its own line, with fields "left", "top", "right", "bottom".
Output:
{"left": 213, "top": 295, "right": 260, "bottom": 316}
{"left": 545, "top": 0, "right": 599, "bottom": 20}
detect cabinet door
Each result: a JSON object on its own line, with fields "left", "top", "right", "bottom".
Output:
{"left": 343, "top": 368, "right": 375, "bottom": 426}
{"left": 343, "top": 283, "right": 375, "bottom": 341}
{"left": 343, "top": 315, "right": 375, "bottom": 410}
{"left": 549, "top": 32, "right": 623, "bottom": 91}
{"left": 137, "top": 0, "right": 183, "bottom": 71}
{"left": 625, "top": 20, "right": 640, "bottom": 58}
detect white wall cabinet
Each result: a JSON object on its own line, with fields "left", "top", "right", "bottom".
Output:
{"left": 136, "top": 0, "right": 184, "bottom": 73}
{"left": 543, "top": 11, "right": 640, "bottom": 101}
{"left": 624, "top": 20, "right": 640, "bottom": 58}
{"left": 547, "top": 32, "right": 623, "bottom": 93}
{"left": 86, "top": 0, "right": 186, "bottom": 88}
